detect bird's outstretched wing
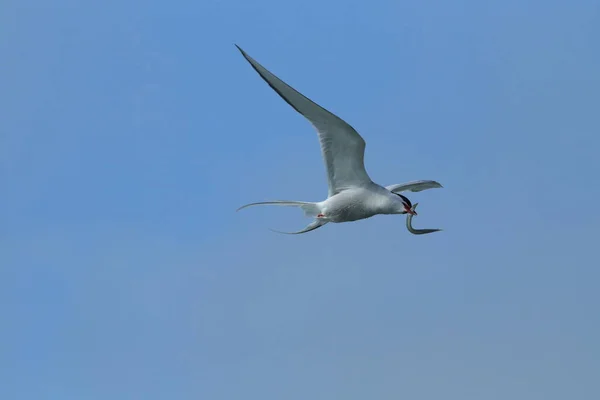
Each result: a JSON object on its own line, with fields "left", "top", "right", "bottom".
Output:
{"left": 236, "top": 45, "right": 373, "bottom": 197}
{"left": 386, "top": 180, "right": 443, "bottom": 194}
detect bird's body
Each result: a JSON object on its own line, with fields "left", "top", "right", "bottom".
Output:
{"left": 319, "top": 184, "right": 402, "bottom": 223}
{"left": 235, "top": 45, "right": 443, "bottom": 235}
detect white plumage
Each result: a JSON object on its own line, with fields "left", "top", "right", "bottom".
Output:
{"left": 235, "top": 45, "right": 442, "bottom": 235}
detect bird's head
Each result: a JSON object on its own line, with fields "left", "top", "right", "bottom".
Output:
{"left": 395, "top": 193, "right": 417, "bottom": 215}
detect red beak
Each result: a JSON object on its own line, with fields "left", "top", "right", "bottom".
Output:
{"left": 406, "top": 207, "right": 417, "bottom": 215}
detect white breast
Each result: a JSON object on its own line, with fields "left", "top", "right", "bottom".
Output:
{"left": 321, "top": 185, "right": 396, "bottom": 223}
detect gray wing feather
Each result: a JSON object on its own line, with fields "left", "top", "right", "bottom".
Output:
{"left": 386, "top": 180, "right": 443, "bottom": 194}
{"left": 236, "top": 45, "right": 372, "bottom": 197}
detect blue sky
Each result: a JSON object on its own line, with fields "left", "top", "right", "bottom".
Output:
{"left": 2, "top": 0, "right": 599, "bottom": 399}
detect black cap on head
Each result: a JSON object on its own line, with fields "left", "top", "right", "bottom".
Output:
{"left": 395, "top": 193, "right": 412, "bottom": 209}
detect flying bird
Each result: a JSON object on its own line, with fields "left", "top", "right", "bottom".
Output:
{"left": 235, "top": 45, "right": 443, "bottom": 235}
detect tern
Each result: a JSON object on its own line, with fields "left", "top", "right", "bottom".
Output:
{"left": 235, "top": 45, "right": 443, "bottom": 235}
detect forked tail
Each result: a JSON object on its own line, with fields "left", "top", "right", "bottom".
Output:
{"left": 236, "top": 200, "right": 321, "bottom": 218}
{"left": 236, "top": 200, "right": 327, "bottom": 234}
{"left": 269, "top": 219, "right": 328, "bottom": 235}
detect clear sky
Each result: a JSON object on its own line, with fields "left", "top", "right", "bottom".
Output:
{"left": 2, "top": 0, "right": 599, "bottom": 399}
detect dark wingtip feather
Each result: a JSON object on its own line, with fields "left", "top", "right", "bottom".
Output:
{"left": 234, "top": 44, "right": 247, "bottom": 57}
